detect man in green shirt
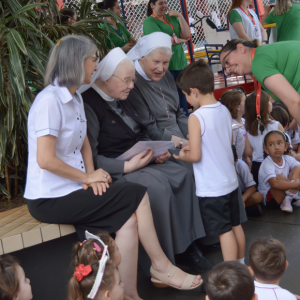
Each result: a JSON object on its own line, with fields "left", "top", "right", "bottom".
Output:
{"left": 263, "top": 2, "right": 300, "bottom": 42}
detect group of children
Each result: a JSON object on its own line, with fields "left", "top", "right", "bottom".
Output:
{"left": 1, "top": 235, "right": 298, "bottom": 300}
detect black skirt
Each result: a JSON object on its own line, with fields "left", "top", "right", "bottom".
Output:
{"left": 27, "top": 182, "right": 147, "bottom": 240}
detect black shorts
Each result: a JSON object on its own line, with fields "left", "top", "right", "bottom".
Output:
{"left": 198, "top": 188, "right": 241, "bottom": 237}
{"left": 265, "top": 189, "right": 281, "bottom": 209}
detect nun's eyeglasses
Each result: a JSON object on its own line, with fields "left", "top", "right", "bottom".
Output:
{"left": 112, "top": 75, "right": 137, "bottom": 86}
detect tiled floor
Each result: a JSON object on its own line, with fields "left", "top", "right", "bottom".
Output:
{"left": 0, "top": 205, "right": 76, "bottom": 254}
{"left": 12, "top": 206, "right": 300, "bottom": 300}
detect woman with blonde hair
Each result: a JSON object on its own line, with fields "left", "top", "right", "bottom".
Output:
{"left": 262, "top": 0, "right": 300, "bottom": 41}
{"left": 227, "top": 0, "right": 267, "bottom": 43}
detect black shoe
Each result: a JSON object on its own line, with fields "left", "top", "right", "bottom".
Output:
{"left": 176, "top": 245, "right": 214, "bottom": 273}
{"left": 245, "top": 204, "right": 263, "bottom": 217}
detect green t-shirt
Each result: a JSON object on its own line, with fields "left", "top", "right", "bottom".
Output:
{"left": 143, "top": 15, "right": 187, "bottom": 71}
{"left": 100, "top": 22, "right": 131, "bottom": 51}
{"left": 264, "top": 3, "right": 300, "bottom": 42}
{"left": 229, "top": 10, "right": 242, "bottom": 25}
{"left": 251, "top": 41, "right": 300, "bottom": 102}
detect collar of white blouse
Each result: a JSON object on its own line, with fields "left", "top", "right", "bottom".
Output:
{"left": 54, "top": 79, "right": 82, "bottom": 104}
{"left": 135, "top": 60, "right": 151, "bottom": 81}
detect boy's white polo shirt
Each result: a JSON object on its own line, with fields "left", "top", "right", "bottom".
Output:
{"left": 24, "top": 81, "right": 86, "bottom": 200}
{"left": 255, "top": 281, "right": 296, "bottom": 300}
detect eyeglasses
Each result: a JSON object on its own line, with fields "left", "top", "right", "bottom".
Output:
{"left": 221, "top": 46, "right": 236, "bottom": 68}
{"left": 112, "top": 75, "right": 137, "bottom": 86}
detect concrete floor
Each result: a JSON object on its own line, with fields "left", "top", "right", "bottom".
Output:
{"left": 14, "top": 206, "right": 300, "bottom": 300}
{"left": 136, "top": 207, "right": 300, "bottom": 300}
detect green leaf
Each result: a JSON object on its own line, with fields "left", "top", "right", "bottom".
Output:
{"left": 27, "top": 48, "right": 45, "bottom": 77}
{"left": 0, "top": 58, "right": 5, "bottom": 106}
{"left": 6, "top": 34, "right": 25, "bottom": 90}
{"left": 12, "top": 3, "right": 46, "bottom": 17}
{"left": 9, "top": 175, "right": 22, "bottom": 180}
{"left": 0, "top": 183, "right": 10, "bottom": 197}
{"left": 6, "top": 91, "right": 14, "bottom": 135}
{"left": 7, "top": 28, "right": 27, "bottom": 55}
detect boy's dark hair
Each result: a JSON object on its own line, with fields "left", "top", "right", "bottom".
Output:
{"left": 206, "top": 261, "right": 254, "bottom": 300}
{"left": 58, "top": 8, "right": 76, "bottom": 24}
{"left": 232, "top": 145, "right": 238, "bottom": 161}
{"left": 0, "top": 255, "right": 20, "bottom": 300}
{"left": 176, "top": 59, "right": 214, "bottom": 95}
{"left": 249, "top": 237, "right": 286, "bottom": 282}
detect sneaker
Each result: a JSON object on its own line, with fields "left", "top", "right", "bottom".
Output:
{"left": 280, "top": 197, "right": 293, "bottom": 213}
{"left": 245, "top": 204, "right": 263, "bottom": 217}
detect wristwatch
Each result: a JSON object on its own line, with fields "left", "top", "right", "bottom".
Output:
{"left": 179, "top": 138, "right": 184, "bottom": 149}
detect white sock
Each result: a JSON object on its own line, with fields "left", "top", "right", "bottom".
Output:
{"left": 237, "top": 257, "right": 245, "bottom": 264}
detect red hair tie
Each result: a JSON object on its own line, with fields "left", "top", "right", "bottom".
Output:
{"left": 74, "top": 264, "right": 92, "bottom": 282}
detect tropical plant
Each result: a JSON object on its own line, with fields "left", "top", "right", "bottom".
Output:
{"left": 0, "top": 0, "right": 124, "bottom": 201}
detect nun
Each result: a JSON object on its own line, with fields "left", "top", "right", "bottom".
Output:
{"left": 126, "top": 32, "right": 193, "bottom": 173}
{"left": 78, "top": 47, "right": 213, "bottom": 276}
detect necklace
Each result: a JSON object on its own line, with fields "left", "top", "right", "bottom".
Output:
{"left": 151, "top": 85, "right": 170, "bottom": 119}
{"left": 109, "top": 102, "right": 134, "bottom": 131}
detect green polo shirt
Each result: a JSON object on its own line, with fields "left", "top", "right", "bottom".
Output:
{"left": 229, "top": 10, "right": 242, "bottom": 25}
{"left": 100, "top": 22, "right": 131, "bottom": 51}
{"left": 264, "top": 3, "right": 300, "bottom": 42}
{"left": 143, "top": 15, "right": 187, "bottom": 71}
{"left": 251, "top": 41, "right": 300, "bottom": 102}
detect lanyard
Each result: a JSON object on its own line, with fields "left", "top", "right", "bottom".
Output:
{"left": 251, "top": 48, "right": 261, "bottom": 120}
{"left": 106, "top": 19, "right": 126, "bottom": 42}
{"left": 151, "top": 13, "right": 174, "bottom": 32}
{"left": 239, "top": 6, "right": 256, "bottom": 26}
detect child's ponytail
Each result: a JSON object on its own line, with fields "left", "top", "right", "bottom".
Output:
{"left": 68, "top": 275, "right": 84, "bottom": 300}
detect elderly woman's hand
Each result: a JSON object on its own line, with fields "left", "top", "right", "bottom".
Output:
{"left": 124, "top": 150, "right": 154, "bottom": 173}
{"left": 155, "top": 150, "right": 171, "bottom": 164}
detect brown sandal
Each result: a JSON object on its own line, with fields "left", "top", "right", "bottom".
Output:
{"left": 150, "top": 265, "right": 203, "bottom": 290}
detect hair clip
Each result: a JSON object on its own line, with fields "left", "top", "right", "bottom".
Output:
{"left": 74, "top": 264, "right": 92, "bottom": 282}
{"left": 57, "top": 39, "right": 62, "bottom": 45}
{"left": 80, "top": 240, "right": 87, "bottom": 247}
{"left": 94, "top": 242, "right": 101, "bottom": 253}
{"left": 85, "top": 231, "right": 110, "bottom": 260}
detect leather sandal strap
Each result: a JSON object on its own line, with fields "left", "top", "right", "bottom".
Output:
{"left": 150, "top": 265, "right": 178, "bottom": 285}
{"left": 182, "top": 274, "right": 197, "bottom": 290}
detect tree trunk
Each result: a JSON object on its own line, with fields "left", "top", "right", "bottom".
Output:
{"left": 4, "top": 164, "right": 11, "bottom": 201}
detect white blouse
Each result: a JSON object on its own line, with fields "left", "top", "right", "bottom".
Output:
{"left": 24, "top": 81, "right": 86, "bottom": 200}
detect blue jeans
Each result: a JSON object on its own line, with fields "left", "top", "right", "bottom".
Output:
{"left": 169, "top": 70, "right": 189, "bottom": 117}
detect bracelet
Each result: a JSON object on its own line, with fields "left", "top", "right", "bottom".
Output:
{"left": 179, "top": 138, "right": 184, "bottom": 149}
{"left": 262, "top": 40, "right": 268, "bottom": 44}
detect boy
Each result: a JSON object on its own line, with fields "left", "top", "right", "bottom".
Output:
{"left": 174, "top": 59, "right": 245, "bottom": 262}
{"left": 232, "top": 145, "right": 263, "bottom": 216}
{"left": 249, "top": 237, "right": 298, "bottom": 300}
{"left": 206, "top": 261, "right": 257, "bottom": 300}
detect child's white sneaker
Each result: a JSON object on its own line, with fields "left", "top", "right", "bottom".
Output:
{"left": 280, "top": 197, "right": 293, "bottom": 213}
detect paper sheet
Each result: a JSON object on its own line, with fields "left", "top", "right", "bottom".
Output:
{"left": 116, "top": 141, "right": 176, "bottom": 161}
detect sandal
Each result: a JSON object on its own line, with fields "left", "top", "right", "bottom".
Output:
{"left": 150, "top": 265, "right": 203, "bottom": 290}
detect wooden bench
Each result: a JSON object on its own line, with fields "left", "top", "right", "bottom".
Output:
{"left": 0, "top": 205, "right": 75, "bottom": 254}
